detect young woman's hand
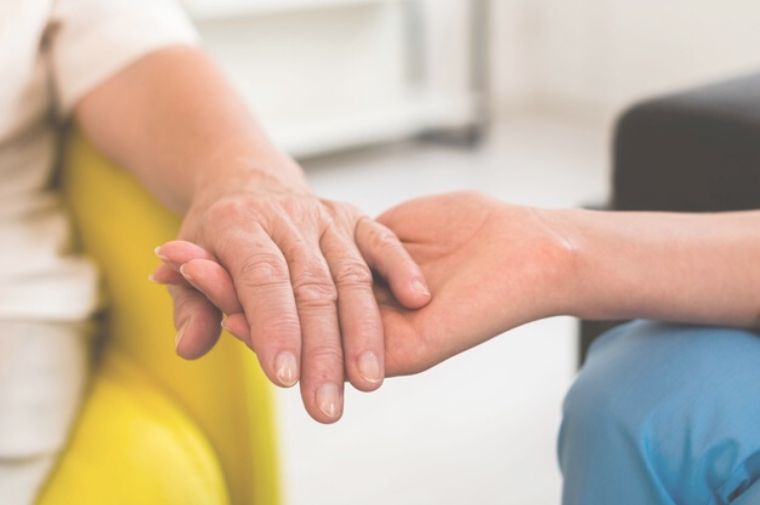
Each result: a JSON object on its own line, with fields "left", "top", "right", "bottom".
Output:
{"left": 359, "top": 191, "right": 577, "bottom": 375}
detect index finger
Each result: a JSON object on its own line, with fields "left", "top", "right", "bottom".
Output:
{"left": 355, "top": 218, "right": 431, "bottom": 309}
{"left": 155, "top": 240, "right": 216, "bottom": 268}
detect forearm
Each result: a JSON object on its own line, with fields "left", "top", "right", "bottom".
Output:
{"left": 74, "top": 46, "right": 307, "bottom": 214}
{"left": 550, "top": 208, "right": 760, "bottom": 328}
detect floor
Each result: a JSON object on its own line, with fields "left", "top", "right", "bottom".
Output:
{"left": 275, "top": 112, "right": 612, "bottom": 505}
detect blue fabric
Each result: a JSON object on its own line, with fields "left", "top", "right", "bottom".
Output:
{"left": 558, "top": 321, "right": 760, "bottom": 505}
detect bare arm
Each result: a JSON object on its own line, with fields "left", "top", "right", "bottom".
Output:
{"left": 75, "top": 46, "right": 305, "bottom": 214}
{"left": 554, "top": 208, "right": 760, "bottom": 328}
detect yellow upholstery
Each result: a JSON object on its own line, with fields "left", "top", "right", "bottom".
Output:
{"left": 37, "top": 131, "right": 281, "bottom": 504}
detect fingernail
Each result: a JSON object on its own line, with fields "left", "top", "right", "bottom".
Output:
{"left": 274, "top": 351, "right": 298, "bottom": 387}
{"left": 220, "top": 315, "right": 236, "bottom": 335}
{"left": 154, "top": 246, "right": 169, "bottom": 262}
{"left": 179, "top": 265, "right": 203, "bottom": 291}
{"left": 412, "top": 278, "right": 431, "bottom": 297}
{"left": 175, "top": 320, "right": 190, "bottom": 350}
{"left": 316, "top": 384, "right": 341, "bottom": 419}
{"left": 357, "top": 351, "right": 382, "bottom": 385}
{"left": 179, "top": 265, "right": 193, "bottom": 281}
{"left": 148, "top": 273, "right": 157, "bottom": 283}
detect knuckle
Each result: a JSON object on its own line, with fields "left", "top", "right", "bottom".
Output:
{"left": 292, "top": 274, "right": 337, "bottom": 306}
{"left": 350, "top": 317, "right": 382, "bottom": 343}
{"left": 280, "top": 197, "right": 307, "bottom": 217}
{"left": 237, "top": 254, "right": 290, "bottom": 288}
{"left": 306, "top": 343, "right": 343, "bottom": 366}
{"left": 204, "top": 199, "right": 274, "bottom": 238}
{"left": 368, "top": 224, "right": 400, "bottom": 251}
{"left": 205, "top": 198, "right": 251, "bottom": 225}
{"left": 333, "top": 260, "right": 373, "bottom": 288}
{"left": 326, "top": 198, "right": 360, "bottom": 216}
{"left": 279, "top": 237, "right": 310, "bottom": 261}
{"left": 256, "top": 313, "right": 301, "bottom": 340}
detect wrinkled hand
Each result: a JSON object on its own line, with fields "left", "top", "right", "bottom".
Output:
{"left": 154, "top": 174, "right": 431, "bottom": 423}
{"left": 156, "top": 192, "right": 576, "bottom": 409}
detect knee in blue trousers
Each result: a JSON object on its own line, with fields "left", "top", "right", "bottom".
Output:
{"left": 559, "top": 321, "right": 760, "bottom": 505}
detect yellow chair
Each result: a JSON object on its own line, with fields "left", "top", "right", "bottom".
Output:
{"left": 37, "top": 131, "right": 281, "bottom": 505}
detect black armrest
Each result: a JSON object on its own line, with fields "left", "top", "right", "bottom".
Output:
{"left": 613, "top": 71, "right": 760, "bottom": 212}
{"left": 579, "top": 71, "right": 760, "bottom": 364}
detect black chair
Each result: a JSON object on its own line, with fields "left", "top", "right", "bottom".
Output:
{"left": 578, "top": 71, "right": 760, "bottom": 365}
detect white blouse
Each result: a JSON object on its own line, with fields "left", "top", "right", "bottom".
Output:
{"left": 0, "top": 0, "right": 197, "bottom": 321}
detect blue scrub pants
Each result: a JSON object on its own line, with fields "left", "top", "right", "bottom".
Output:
{"left": 559, "top": 321, "right": 760, "bottom": 505}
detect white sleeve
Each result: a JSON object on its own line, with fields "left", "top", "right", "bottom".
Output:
{"left": 49, "top": 0, "right": 199, "bottom": 115}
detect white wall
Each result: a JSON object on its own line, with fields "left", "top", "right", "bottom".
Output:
{"left": 492, "top": 0, "right": 760, "bottom": 121}
{"left": 189, "top": 0, "right": 480, "bottom": 157}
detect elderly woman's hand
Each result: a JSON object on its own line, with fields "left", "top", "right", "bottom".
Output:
{"left": 154, "top": 173, "right": 431, "bottom": 423}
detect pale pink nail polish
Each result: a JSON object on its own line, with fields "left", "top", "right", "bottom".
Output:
{"left": 179, "top": 265, "right": 193, "bottom": 281}
{"left": 275, "top": 351, "right": 298, "bottom": 387}
{"left": 316, "top": 384, "right": 341, "bottom": 419}
{"left": 154, "top": 246, "right": 169, "bottom": 262}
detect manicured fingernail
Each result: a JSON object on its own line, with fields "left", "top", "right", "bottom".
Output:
{"left": 179, "top": 265, "right": 191, "bottom": 279}
{"left": 316, "top": 384, "right": 341, "bottom": 419}
{"left": 357, "top": 351, "right": 382, "bottom": 385}
{"left": 220, "top": 315, "right": 236, "bottom": 335}
{"left": 178, "top": 265, "right": 196, "bottom": 285}
{"left": 175, "top": 320, "right": 190, "bottom": 350}
{"left": 179, "top": 265, "right": 203, "bottom": 291}
{"left": 154, "top": 246, "right": 169, "bottom": 262}
{"left": 412, "top": 279, "right": 431, "bottom": 296}
{"left": 274, "top": 352, "right": 298, "bottom": 387}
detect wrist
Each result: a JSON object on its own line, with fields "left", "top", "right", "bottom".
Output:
{"left": 526, "top": 206, "right": 630, "bottom": 322}
{"left": 525, "top": 207, "right": 587, "bottom": 319}
{"left": 539, "top": 208, "right": 638, "bottom": 321}
{"left": 188, "top": 135, "right": 310, "bottom": 206}
{"left": 487, "top": 203, "right": 587, "bottom": 324}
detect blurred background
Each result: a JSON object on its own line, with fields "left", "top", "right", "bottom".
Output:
{"left": 179, "top": 1, "right": 760, "bottom": 503}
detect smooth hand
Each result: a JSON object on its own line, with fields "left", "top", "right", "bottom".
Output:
{"left": 371, "top": 192, "right": 575, "bottom": 375}
{"left": 154, "top": 171, "right": 431, "bottom": 423}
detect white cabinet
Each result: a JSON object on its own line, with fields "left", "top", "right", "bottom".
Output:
{"left": 183, "top": 0, "right": 484, "bottom": 157}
